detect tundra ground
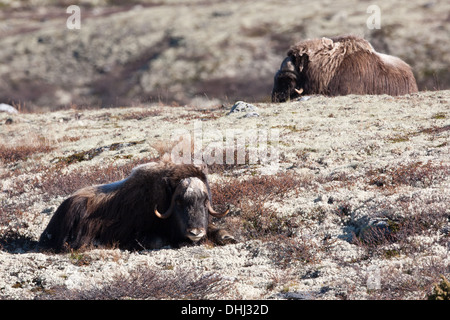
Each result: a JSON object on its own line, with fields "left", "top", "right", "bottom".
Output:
{"left": 1, "top": 91, "right": 449, "bottom": 299}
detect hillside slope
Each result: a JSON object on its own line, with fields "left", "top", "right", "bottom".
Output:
{"left": 1, "top": 91, "right": 449, "bottom": 299}
{"left": 0, "top": 0, "right": 449, "bottom": 110}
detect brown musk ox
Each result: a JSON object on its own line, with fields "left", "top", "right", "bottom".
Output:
{"left": 38, "top": 161, "right": 234, "bottom": 252}
{"left": 271, "top": 35, "right": 418, "bottom": 102}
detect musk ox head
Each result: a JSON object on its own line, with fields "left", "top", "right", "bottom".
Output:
{"left": 271, "top": 56, "right": 305, "bottom": 103}
{"left": 155, "top": 176, "right": 228, "bottom": 243}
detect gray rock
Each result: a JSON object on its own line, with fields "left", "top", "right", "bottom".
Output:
{"left": 294, "top": 96, "right": 312, "bottom": 102}
{"left": 228, "top": 101, "right": 258, "bottom": 114}
{"left": 356, "top": 218, "right": 392, "bottom": 243}
{"left": 283, "top": 291, "right": 315, "bottom": 300}
{"left": 41, "top": 207, "right": 54, "bottom": 214}
{"left": 243, "top": 111, "right": 259, "bottom": 118}
{"left": 0, "top": 103, "right": 18, "bottom": 114}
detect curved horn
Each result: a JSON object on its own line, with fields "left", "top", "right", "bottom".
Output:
{"left": 154, "top": 202, "right": 173, "bottom": 219}
{"left": 154, "top": 187, "right": 178, "bottom": 219}
{"left": 294, "top": 88, "right": 303, "bottom": 95}
{"left": 154, "top": 181, "right": 180, "bottom": 219}
{"left": 207, "top": 200, "right": 230, "bottom": 218}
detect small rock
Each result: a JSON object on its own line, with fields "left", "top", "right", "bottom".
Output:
{"left": 0, "top": 103, "right": 18, "bottom": 114}
{"left": 228, "top": 101, "right": 258, "bottom": 114}
{"left": 441, "top": 225, "right": 450, "bottom": 235}
{"left": 357, "top": 218, "right": 391, "bottom": 243}
{"left": 295, "top": 96, "right": 311, "bottom": 102}
{"left": 244, "top": 112, "right": 259, "bottom": 118}
{"left": 41, "top": 207, "right": 54, "bottom": 214}
{"left": 284, "top": 291, "right": 314, "bottom": 300}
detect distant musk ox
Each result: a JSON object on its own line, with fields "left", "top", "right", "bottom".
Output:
{"left": 39, "top": 161, "right": 234, "bottom": 252}
{"left": 272, "top": 35, "right": 418, "bottom": 102}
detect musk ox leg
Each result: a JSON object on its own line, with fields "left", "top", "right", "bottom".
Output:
{"left": 207, "top": 224, "right": 236, "bottom": 245}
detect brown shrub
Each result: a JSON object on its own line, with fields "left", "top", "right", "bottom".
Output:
{"left": 367, "top": 161, "right": 450, "bottom": 189}
{"left": 237, "top": 203, "right": 297, "bottom": 240}
{"left": 351, "top": 195, "right": 449, "bottom": 257}
{"left": 211, "top": 172, "right": 303, "bottom": 209}
{"left": 210, "top": 172, "right": 305, "bottom": 241}
{"left": 37, "top": 265, "right": 235, "bottom": 300}
{"left": 267, "top": 236, "right": 319, "bottom": 269}
{"left": 119, "top": 109, "right": 162, "bottom": 120}
{"left": 366, "top": 261, "right": 450, "bottom": 300}
{"left": 0, "top": 139, "right": 54, "bottom": 163}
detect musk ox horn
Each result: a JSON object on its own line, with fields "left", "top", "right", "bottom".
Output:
{"left": 207, "top": 200, "right": 230, "bottom": 218}
{"left": 154, "top": 202, "right": 174, "bottom": 219}
{"left": 294, "top": 88, "right": 303, "bottom": 95}
{"left": 155, "top": 179, "right": 186, "bottom": 219}
{"left": 154, "top": 186, "right": 180, "bottom": 219}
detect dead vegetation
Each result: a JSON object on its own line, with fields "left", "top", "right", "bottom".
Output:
{"left": 366, "top": 160, "right": 450, "bottom": 189}
{"left": 0, "top": 138, "right": 54, "bottom": 163}
{"left": 351, "top": 198, "right": 449, "bottom": 257}
{"left": 36, "top": 265, "right": 236, "bottom": 300}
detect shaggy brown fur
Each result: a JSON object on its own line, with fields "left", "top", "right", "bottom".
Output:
{"left": 272, "top": 35, "right": 418, "bottom": 102}
{"left": 38, "top": 161, "right": 234, "bottom": 252}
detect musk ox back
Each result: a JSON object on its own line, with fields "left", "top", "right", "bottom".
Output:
{"left": 272, "top": 35, "right": 418, "bottom": 102}
{"left": 38, "top": 161, "right": 233, "bottom": 252}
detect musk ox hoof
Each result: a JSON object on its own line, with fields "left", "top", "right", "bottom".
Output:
{"left": 216, "top": 230, "right": 237, "bottom": 245}
{"left": 220, "top": 234, "right": 237, "bottom": 245}
{"left": 208, "top": 227, "right": 236, "bottom": 245}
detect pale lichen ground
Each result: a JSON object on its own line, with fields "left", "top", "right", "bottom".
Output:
{"left": 0, "top": 91, "right": 449, "bottom": 299}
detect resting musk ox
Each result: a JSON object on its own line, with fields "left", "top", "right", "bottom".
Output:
{"left": 272, "top": 35, "right": 418, "bottom": 102}
{"left": 38, "top": 161, "right": 234, "bottom": 252}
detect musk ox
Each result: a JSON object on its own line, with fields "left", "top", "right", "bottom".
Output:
{"left": 38, "top": 161, "right": 234, "bottom": 252}
{"left": 272, "top": 35, "right": 418, "bottom": 102}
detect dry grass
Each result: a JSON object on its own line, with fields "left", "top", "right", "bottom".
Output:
{"left": 366, "top": 160, "right": 450, "bottom": 189}
{"left": 366, "top": 261, "right": 449, "bottom": 300}
{"left": 0, "top": 138, "right": 54, "bottom": 163}
{"left": 37, "top": 265, "right": 236, "bottom": 300}
{"left": 350, "top": 195, "right": 449, "bottom": 259}
{"left": 211, "top": 172, "right": 304, "bottom": 209}
{"left": 266, "top": 236, "right": 319, "bottom": 268}
{"left": 210, "top": 172, "right": 312, "bottom": 250}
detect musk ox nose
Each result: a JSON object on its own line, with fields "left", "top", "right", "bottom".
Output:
{"left": 186, "top": 228, "right": 206, "bottom": 242}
